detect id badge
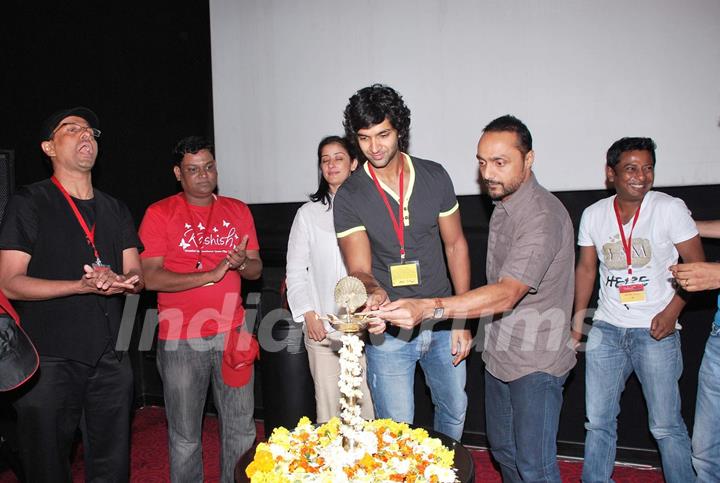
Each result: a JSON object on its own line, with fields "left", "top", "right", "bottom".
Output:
{"left": 389, "top": 260, "right": 420, "bottom": 287}
{"left": 92, "top": 260, "right": 111, "bottom": 272}
{"left": 619, "top": 283, "right": 646, "bottom": 304}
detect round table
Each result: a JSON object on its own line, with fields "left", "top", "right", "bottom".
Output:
{"left": 235, "top": 427, "right": 475, "bottom": 483}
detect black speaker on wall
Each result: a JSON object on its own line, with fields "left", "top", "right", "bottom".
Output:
{"left": 0, "top": 150, "right": 15, "bottom": 223}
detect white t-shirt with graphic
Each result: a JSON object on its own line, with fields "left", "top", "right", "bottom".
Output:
{"left": 578, "top": 190, "right": 698, "bottom": 328}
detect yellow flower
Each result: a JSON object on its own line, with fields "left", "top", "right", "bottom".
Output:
{"left": 252, "top": 448, "right": 275, "bottom": 472}
{"left": 250, "top": 472, "right": 289, "bottom": 483}
{"left": 410, "top": 428, "right": 429, "bottom": 442}
{"left": 297, "top": 416, "right": 312, "bottom": 427}
{"left": 317, "top": 417, "right": 340, "bottom": 446}
{"left": 319, "top": 417, "right": 340, "bottom": 434}
{"left": 255, "top": 442, "right": 271, "bottom": 453}
{"left": 245, "top": 460, "right": 259, "bottom": 478}
{"left": 435, "top": 447, "right": 455, "bottom": 467}
{"left": 270, "top": 426, "right": 291, "bottom": 447}
{"left": 421, "top": 437, "right": 443, "bottom": 452}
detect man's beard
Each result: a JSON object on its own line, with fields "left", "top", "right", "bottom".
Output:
{"left": 484, "top": 177, "right": 523, "bottom": 200}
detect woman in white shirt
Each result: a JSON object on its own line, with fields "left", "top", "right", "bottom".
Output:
{"left": 285, "top": 136, "right": 374, "bottom": 423}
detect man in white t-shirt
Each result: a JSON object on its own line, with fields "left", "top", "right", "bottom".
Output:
{"left": 573, "top": 137, "right": 704, "bottom": 483}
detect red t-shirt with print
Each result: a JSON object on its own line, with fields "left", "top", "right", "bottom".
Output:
{"left": 139, "top": 193, "right": 259, "bottom": 340}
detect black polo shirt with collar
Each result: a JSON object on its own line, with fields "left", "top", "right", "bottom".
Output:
{"left": 334, "top": 154, "right": 460, "bottom": 301}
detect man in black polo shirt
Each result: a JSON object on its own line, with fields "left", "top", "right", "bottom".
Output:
{"left": 0, "top": 107, "right": 144, "bottom": 482}
{"left": 334, "top": 84, "right": 471, "bottom": 440}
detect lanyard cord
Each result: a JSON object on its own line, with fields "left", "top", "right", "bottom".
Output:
{"left": 50, "top": 176, "right": 102, "bottom": 264}
{"left": 368, "top": 161, "right": 405, "bottom": 262}
{"left": 613, "top": 197, "right": 641, "bottom": 275}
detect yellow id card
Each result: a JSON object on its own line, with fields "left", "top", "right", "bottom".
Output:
{"left": 619, "top": 283, "right": 646, "bottom": 304}
{"left": 390, "top": 261, "right": 420, "bottom": 287}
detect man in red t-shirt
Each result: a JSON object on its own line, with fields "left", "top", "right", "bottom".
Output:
{"left": 139, "top": 136, "right": 262, "bottom": 483}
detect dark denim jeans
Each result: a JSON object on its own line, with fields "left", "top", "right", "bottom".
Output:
{"left": 484, "top": 369, "right": 568, "bottom": 483}
{"left": 157, "top": 334, "right": 255, "bottom": 483}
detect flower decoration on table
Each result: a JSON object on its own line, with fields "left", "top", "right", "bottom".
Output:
{"left": 245, "top": 417, "right": 458, "bottom": 482}
{"left": 244, "top": 275, "right": 458, "bottom": 482}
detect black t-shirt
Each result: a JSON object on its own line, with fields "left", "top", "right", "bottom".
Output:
{"left": 74, "top": 196, "right": 96, "bottom": 228}
{"left": 0, "top": 179, "right": 142, "bottom": 364}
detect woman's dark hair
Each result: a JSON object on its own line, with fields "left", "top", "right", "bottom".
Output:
{"left": 343, "top": 84, "right": 411, "bottom": 156}
{"left": 310, "top": 136, "right": 356, "bottom": 208}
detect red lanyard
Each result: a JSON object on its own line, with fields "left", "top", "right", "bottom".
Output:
{"left": 368, "top": 161, "right": 405, "bottom": 262}
{"left": 182, "top": 194, "right": 216, "bottom": 269}
{"left": 50, "top": 176, "right": 102, "bottom": 265}
{"left": 613, "top": 197, "right": 641, "bottom": 275}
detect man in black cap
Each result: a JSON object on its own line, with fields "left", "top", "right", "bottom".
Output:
{"left": 0, "top": 107, "right": 144, "bottom": 482}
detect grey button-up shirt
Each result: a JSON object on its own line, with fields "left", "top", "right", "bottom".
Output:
{"left": 483, "top": 173, "right": 577, "bottom": 381}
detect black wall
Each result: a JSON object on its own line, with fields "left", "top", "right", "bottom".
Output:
{"left": 2, "top": 0, "right": 719, "bottom": 467}
{"left": 1, "top": 0, "right": 214, "bottom": 223}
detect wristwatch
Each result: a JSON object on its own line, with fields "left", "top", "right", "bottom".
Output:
{"left": 432, "top": 298, "right": 445, "bottom": 320}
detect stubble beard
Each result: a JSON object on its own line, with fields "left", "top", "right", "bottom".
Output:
{"left": 485, "top": 177, "right": 523, "bottom": 201}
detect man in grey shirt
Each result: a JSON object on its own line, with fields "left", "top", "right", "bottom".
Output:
{"left": 378, "top": 115, "right": 576, "bottom": 482}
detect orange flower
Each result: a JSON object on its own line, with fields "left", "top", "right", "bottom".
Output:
{"left": 358, "top": 453, "right": 378, "bottom": 471}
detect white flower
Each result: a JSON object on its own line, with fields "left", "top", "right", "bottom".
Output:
{"left": 338, "top": 334, "right": 366, "bottom": 440}
{"left": 424, "top": 463, "right": 458, "bottom": 483}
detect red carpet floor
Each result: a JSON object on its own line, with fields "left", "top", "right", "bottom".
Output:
{"left": 0, "top": 406, "right": 664, "bottom": 482}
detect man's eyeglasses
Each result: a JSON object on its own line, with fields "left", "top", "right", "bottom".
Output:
{"left": 182, "top": 163, "right": 217, "bottom": 176}
{"left": 51, "top": 122, "right": 101, "bottom": 139}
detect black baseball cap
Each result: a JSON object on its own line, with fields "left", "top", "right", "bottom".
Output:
{"left": 40, "top": 106, "right": 99, "bottom": 141}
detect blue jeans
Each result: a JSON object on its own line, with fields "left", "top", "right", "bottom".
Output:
{"left": 485, "top": 369, "right": 568, "bottom": 482}
{"left": 692, "top": 321, "right": 720, "bottom": 482}
{"left": 583, "top": 320, "right": 694, "bottom": 483}
{"left": 366, "top": 328, "right": 467, "bottom": 440}
{"left": 157, "top": 334, "right": 256, "bottom": 483}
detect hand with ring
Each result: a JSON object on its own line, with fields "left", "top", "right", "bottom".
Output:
{"left": 670, "top": 262, "right": 720, "bottom": 292}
